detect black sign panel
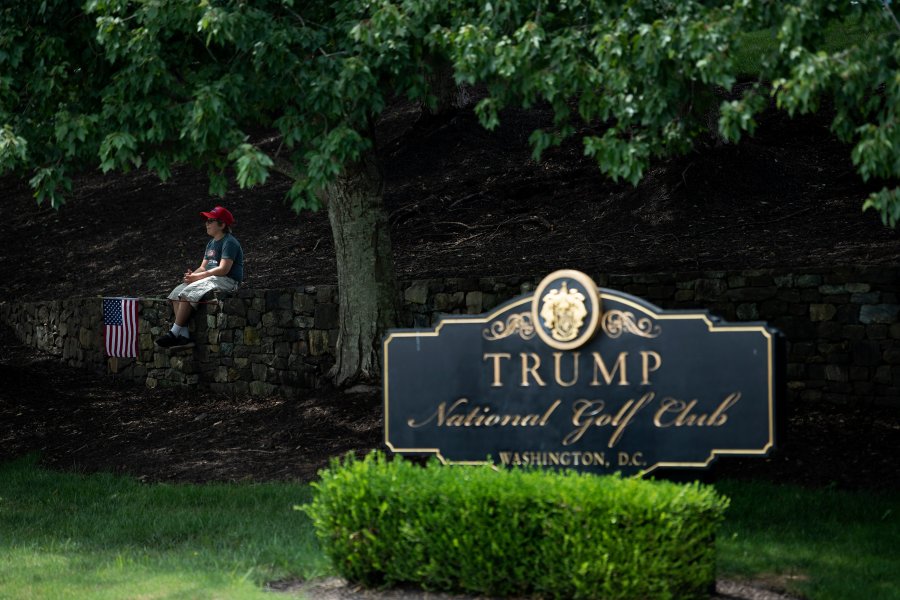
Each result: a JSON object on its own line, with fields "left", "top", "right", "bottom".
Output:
{"left": 383, "top": 270, "right": 780, "bottom": 475}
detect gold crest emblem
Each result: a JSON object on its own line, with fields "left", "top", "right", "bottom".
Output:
{"left": 531, "top": 270, "right": 602, "bottom": 350}
{"left": 539, "top": 282, "right": 588, "bottom": 342}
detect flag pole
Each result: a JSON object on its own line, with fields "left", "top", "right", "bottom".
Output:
{"left": 98, "top": 295, "right": 219, "bottom": 304}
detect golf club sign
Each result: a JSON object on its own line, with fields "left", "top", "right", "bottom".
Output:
{"left": 383, "top": 270, "right": 780, "bottom": 474}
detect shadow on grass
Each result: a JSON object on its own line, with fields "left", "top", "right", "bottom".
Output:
{"left": 716, "top": 479, "right": 899, "bottom": 600}
{"left": 0, "top": 456, "right": 328, "bottom": 599}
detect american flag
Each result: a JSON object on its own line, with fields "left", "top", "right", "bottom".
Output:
{"left": 103, "top": 297, "right": 139, "bottom": 358}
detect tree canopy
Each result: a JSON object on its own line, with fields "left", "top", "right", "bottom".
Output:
{"left": 1, "top": 0, "right": 432, "bottom": 208}
{"left": 433, "top": 0, "right": 900, "bottom": 224}
{"left": 2, "top": 0, "right": 899, "bottom": 222}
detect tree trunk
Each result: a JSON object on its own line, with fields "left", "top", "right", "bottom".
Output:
{"left": 325, "top": 149, "right": 399, "bottom": 387}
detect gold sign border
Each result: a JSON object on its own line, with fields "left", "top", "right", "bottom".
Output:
{"left": 531, "top": 269, "right": 602, "bottom": 351}
{"left": 383, "top": 289, "right": 776, "bottom": 475}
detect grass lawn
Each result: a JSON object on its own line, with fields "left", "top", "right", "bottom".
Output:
{"left": 1, "top": 457, "right": 897, "bottom": 599}
{"left": 716, "top": 479, "right": 900, "bottom": 600}
{"left": 0, "top": 456, "right": 326, "bottom": 599}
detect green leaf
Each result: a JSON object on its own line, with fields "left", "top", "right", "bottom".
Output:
{"left": 474, "top": 97, "right": 500, "bottom": 131}
{"left": 98, "top": 131, "right": 138, "bottom": 173}
{"left": 230, "top": 143, "right": 274, "bottom": 189}
{"left": 29, "top": 166, "right": 71, "bottom": 208}
{"left": 862, "top": 187, "right": 900, "bottom": 228}
{"left": 208, "top": 170, "right": 228, "bottom": 197}
{"left": 0, "top": 125, "right": 28, "bottom": 170}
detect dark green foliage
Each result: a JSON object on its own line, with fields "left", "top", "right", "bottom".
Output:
{"left": 304, "top": 452, "right": 730, "bottom": 599}
{"left": 4, "top": 1, "right": 900, "bottom": 223}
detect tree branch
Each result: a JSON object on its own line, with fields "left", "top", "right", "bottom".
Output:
{"left": 883, "top": 0, "right": 900, "bottom": 33}
{"left": 270, "top": 155, "right": 300, "bottom": 181}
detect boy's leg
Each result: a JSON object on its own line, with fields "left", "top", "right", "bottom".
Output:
{"left": 165, "top": 283, "right": 189, "bottom": 313}
{"left": 156, "top": 277, "right": 236, "bottom": 348}
{"left": 156, "top": 283, "right": 196, "bottom": 348}
{"left": 173, "top": 299, "right": 194, "bottom": 326}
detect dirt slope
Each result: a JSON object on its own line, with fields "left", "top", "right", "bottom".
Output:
{"left": 1, "top": 101, "right": 899, "bottom": 492}
{"left": 1, "top": 102, "right": 898, "bottom": 303}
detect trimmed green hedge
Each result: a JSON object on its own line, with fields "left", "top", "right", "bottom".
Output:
{"left": 305, "top": 452, "right": 729, "bottom": 599}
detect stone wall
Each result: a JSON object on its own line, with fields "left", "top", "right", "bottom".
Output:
{"left": 2, "top": 265, "right": 898, "bottom": 405}
{"left": 0, "top": 286, "right": 339, "bottom": 397}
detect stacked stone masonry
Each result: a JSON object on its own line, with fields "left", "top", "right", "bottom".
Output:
{"left": 2, "top": 266, "right": 898, "bottom": 405}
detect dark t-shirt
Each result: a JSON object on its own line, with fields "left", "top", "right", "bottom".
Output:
{"left": 204, "top": 234, "right": 244, "bottom": 282}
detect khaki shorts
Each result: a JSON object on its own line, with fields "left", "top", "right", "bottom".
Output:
{"left": 167, "top": 276, "right": 239, "bottom": 308}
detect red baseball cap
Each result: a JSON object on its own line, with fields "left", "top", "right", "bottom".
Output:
{"left": 200, "top": 205, "right": 235, "bottom": 226}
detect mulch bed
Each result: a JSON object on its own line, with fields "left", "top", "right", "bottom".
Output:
{"left": 0, "top": 325, "right": 381, "bottom": 483}
{"left": 271, "top": 576, "right": 803, "bottom": 600}
{"left": 3, "top": 101, "right": 897, "bottom": 490}
{"left": 0, "top": 101, "right": 898, "bottom": 305}
{"left": 1, "top": 324, "right": 896, "bottom": 491}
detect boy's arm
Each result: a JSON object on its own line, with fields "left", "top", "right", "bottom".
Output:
{"left": 184, "top": 260, "right": 210, "bottom": 283}
{"left": 185, "top": 259, "right": 232, "bottom": 282}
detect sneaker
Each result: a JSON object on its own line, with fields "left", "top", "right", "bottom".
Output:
{"left": 155, "top": 332, "right": 194, "bottom": 349}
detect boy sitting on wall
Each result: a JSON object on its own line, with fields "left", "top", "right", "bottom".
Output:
{"left": 155, "top": 205, "right": 244, "bottom": 349}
